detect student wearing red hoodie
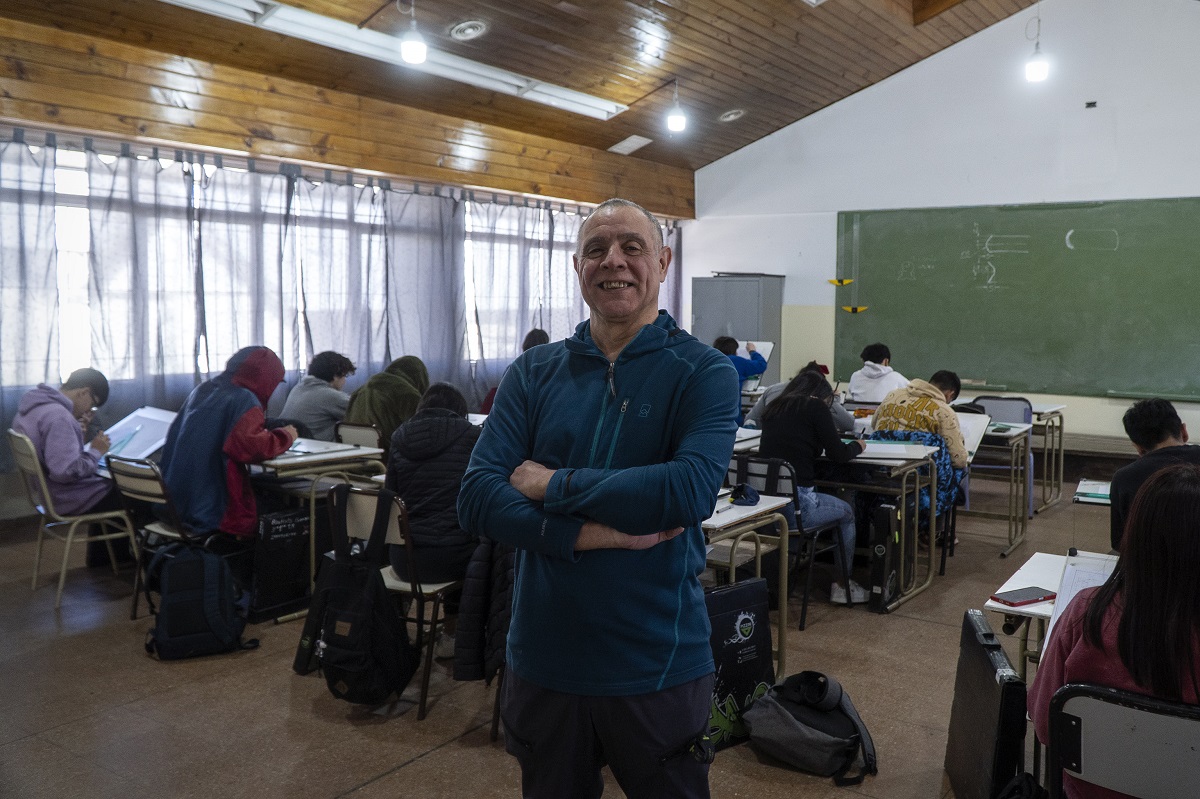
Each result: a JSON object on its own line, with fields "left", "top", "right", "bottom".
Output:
{"left": 161, "top": 347, "right": 296, "bottom": 538}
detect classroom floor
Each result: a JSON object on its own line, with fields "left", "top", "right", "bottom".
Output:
{"left": 0, "top": 477, "right": 1112, "bottom": 799}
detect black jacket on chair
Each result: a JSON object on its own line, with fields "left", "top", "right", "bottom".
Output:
{"left": 385, "top": 408, "right": 481, "bottom": 554}
{"left": 454, "top": 537, "right": 515, "bottom": 684}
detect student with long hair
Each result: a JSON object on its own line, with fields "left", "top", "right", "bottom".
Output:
{"left": 1029, "top": 463, "right": 1200, "bottom": 798}
{"left": 758, "top": 370, "right": 869, "bottom": 604}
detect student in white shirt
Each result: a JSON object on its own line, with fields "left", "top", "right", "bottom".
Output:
{"left": 848, "top": 342, "right": 909, "bottom": 402}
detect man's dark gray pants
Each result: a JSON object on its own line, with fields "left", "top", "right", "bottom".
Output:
{"left": 501, "top": 669, "right": 715, "bottom": 798}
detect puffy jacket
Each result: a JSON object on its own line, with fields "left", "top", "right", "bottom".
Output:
{"left": 453, "top": 537, "right": 515, "bottom": 684}
{"left": 385, "top": 408, "right": 480, "bottom": 551}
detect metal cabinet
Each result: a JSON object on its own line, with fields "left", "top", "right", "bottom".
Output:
{"left": 691, "top": 274, "right": 784, "bottom": 385}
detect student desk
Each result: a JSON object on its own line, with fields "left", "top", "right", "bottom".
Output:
{"left": 961, "top": 422, "right": 1032, "bottom": 558}
{"left": 1031, "top": 403, "right": 1066, "bottom": 513}
{"left": 815, "top": 445, "right": 940, "bottom": 612}
{"left": 703, "top": 494, "right": 792, "bottom": 676}
{"left": 733, "top": 427, "right": 762, "bottom": 452}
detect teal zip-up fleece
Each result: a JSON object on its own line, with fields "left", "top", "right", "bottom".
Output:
{"left": 457, "top": 311, "right": 739, "bottom": 696}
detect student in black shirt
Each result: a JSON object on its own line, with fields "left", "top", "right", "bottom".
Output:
{"left": 759, "top": 370, "right": 869, "bottom": 604}
{"left": 1110, "top": 398, "right": 1200, "bottom": 550}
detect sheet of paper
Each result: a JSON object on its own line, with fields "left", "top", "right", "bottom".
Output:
{"left": 955, "top": 411, "right": 991, "bottom": 461}
{"left": 735, "top": 341, "right": 774, "bottom": 364}
{"left": 98, "top": 407, "right": 177, "bottom": 476}
{"left": 1044, "top": 551, "right": 1118, "bottom": 649}
{"left": 857, "top": 441, "right": 937, "bottom": 460}
{"left": 1074, "top": 479, "right": 1111, "bottom": 499}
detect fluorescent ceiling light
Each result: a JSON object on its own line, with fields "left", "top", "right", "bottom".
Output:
{"left": 157, "top": 0, "right": 628, "bottom": 121}
{"left": 607, "top": 135, "right": 653, "bottom": 155}
{"left": 799, "top": 0, "right": 829, "bottom": 6}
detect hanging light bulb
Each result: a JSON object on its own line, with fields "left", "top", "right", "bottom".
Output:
{"left": 398, "top": 0, "right": 427, "bottom": 65}
{"left": 666, "top": 79, "right": 687, "bottom": 133}
{"left": 1024, "top": 2, "right": 1048, "bottom": 82}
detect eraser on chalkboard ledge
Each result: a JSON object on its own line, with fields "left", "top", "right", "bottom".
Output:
{"left": 829, "top": 278, "right": 854, "bottom": 286}
{"left": 841, "top": 306, "right": 868, "bottom": 313}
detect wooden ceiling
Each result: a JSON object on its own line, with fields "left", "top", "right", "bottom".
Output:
{"left": 2, "top": 0, "right": 1036, "bottom": 174}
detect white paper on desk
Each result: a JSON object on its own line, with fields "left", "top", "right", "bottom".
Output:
{"left": 1044, "top": 551, "right": 1118, "bottom": 650}
{"left": 955, "top": 412, "right": 991, "bottom": 461}
{"left": 277, "top": 438, "right": 359, "bottom": 457}
{"left": 857, "top": 441, "right": 935, "bottom": 459}
{"left": 1075, "top": 479, "right": 1111, "bottom": 500}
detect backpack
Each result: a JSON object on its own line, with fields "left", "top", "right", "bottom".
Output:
{"left": 743, "top": 671, "right": 878, "bottom": 786}
{"left": 144, "top": 543, "right": 259, "bottom": 660}
{"left": 302, "top": 485, "right": 418, "bottom": 705}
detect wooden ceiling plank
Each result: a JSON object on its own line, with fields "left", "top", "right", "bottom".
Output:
{"left": 913, "top": 0, "right": 969, "bottom": 26}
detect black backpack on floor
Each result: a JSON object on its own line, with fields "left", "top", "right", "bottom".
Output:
{"left": 300, "top": 485, "right": 418, "bottom": 705}
{"left": 144, "top": 543, "right": 259, "bottom": 660}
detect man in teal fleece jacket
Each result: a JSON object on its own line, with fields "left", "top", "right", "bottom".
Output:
{"left": 458, "top": 199, "right": 739, "bottom": 798}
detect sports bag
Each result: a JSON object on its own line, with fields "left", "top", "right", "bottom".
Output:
{"left": 743, "top": 670, "right": 878, "bottom": 786}
{"left": 144, "top": 543, "right": 259, "bottom": 660}
{"left": 307, "top": 484, "right": 418, "bottom": 705}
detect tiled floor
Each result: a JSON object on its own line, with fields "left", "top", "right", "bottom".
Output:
{"left": 0, "top": 478, "right": 1113, "bottom": 799}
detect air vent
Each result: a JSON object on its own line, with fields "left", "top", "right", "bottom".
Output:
{"left": 719, "top": 109, "right": 746, "bottom": 122}
{"left": 450, "top": 20, "right": 488, "bottom": 41}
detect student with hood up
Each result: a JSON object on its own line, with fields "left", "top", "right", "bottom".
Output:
{"left": 343, "top": 355, "right": 430, "bottom": 447}
{"left": 161, "top": 346, "right": 297, "bottom": 538}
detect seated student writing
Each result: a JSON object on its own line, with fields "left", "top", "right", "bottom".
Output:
{"left": 872, "top": 370, "right": 968, "bottom": 470}
{"left": 280, "top": 350, "right": 356, "bottom": 441}
{"left": 343, "top": 355, "right": 429, "bottom": 452}
{"left": 848, "top": 342, "right": 909, "bottom": 402}
{"left": 1029, "top": 463, "right": 1200, "bottom": 799}
{"left": 12, "top": 368, "right": 131, "bottom": 566}
{"left": 758, "top": 370, "right": 869, "bottom": 605}
{"left": 1109, "top": 398, "right": 1200, "bottom": 551}
{"left": 744, "top": 360, "right": 854, "bottom": 434}
{"left": 713, "top": 336, "right": 767, "bottom": 390}
{"left": 161, "top": 346, "right": 297, "bottom": 542}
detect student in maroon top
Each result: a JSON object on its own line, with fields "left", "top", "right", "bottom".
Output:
{"left": 1029, "top": 464, "right": 1200, "bottom": 799}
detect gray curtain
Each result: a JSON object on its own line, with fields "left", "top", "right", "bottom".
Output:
{"left": 0, "top": 137, "right": 58, "bottom": 470}
{"left": 0, "top": 129, "right": 688, "bottom": 462}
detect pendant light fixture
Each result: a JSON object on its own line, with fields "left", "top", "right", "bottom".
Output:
{"left": 1025, "top": 1, "right": 1048, "bottom": 82}
{"left": 666, "top": 79, "right": 687, "bottom": 133}
{"left": 398, "top": 0, "right": 427, "bottom": 65}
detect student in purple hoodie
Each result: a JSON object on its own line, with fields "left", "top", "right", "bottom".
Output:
{"left": 12, "top": 368, "right": 127, "bottom": 566}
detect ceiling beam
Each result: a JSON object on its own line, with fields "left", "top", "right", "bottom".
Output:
{"left": 912, "top": 0, "right": 968, "bottom": 26}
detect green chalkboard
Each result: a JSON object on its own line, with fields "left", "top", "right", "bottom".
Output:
{"left": 833, "top": 199, "right": 1200, "bottom": 400}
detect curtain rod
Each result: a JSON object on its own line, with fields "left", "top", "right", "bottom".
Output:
{"left": 1, "top": 123, "right": 681, "bottom": 227}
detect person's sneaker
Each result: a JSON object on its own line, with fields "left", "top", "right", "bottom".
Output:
{"left": 830, "top": 580, "right": 870, "bottom": 605}
{"left": 433, "top": 631, "right": 456, "bottom": 660}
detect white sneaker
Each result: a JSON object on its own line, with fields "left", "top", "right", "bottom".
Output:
{"left": 433, "top": 630, "right": 456, "bottom": 660}
{"left": 830, "top": 580, "right": 870, "bottom": 605}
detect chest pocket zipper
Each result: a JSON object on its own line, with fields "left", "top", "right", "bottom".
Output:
{"left": 603, "top": 399, "right": 629, "bottom": 469}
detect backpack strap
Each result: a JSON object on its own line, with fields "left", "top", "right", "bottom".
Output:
{"left": 362, "top": 487, "right": 398, "bottom": 564}
{"left": 796, "top": 671, "right": 878, "bottom": 786}
{"left": 143, "top": 541, "right": 188, "bottom": 617}
{"left": 326, "top": 483, "right": 397, "bottom": 562}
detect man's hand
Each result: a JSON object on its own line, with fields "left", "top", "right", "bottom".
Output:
{"left": 574, "top": 521, "right": 685, "bottom": 552}
{"left": 89, "top": 431, "right": 111, "bottom": 456}
{"left": 280, "top": 424, "right": 299, "bottom": 443}
{"left": 510, "top": 460, "right": 555, "bottom": 502}
{"left": 745, "top": 341, "right": 756, "bottom": 353}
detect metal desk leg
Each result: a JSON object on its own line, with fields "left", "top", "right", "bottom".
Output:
{"left": 1000, "top": 435, "right": 1029, "bottom": 557}
{"left": 1034, "top": 411, "right": 1064, "bottom": 513}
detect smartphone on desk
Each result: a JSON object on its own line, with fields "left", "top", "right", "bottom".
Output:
{"left": 990, "top": 586, "right": 1056, "bottom": 606}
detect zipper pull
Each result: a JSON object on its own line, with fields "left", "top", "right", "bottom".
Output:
{"left": 607, "top": 362, "right": 616, "bottom": 398}
{"left": 620, "top": 399, "right": 629, "bottom": 413}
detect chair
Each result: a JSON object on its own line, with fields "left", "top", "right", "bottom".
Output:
{"left": 1046, "top": 683, "right": 1200, "bottom": 799}
{"left": 105, "top": 455, "right": 196, "bottom": 620}
{"left": 973, "top": 395, "right": 1035, "bottom": 518}
{"left": 336, "top": 485, "right": 463, "bottom": 720}
{"left": 336, "top": 422, "right": 384, "bottom": 449}
{"left": 726, "top": 453, "right": 846, "bottom": 630}
{"left": 7, "top": 428, "right": 138, "bottom": 609}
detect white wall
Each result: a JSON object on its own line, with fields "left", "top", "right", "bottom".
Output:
{"left": 683, "top": 0, "right": 1200, "bottom": 440}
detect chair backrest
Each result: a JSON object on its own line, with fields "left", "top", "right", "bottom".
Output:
{"left": 6, "top": 428, "right": 56, "bottom": 518}
{"left": 727, "top": 454, "right": 798, "bottom": 506}
{"left": 333, "top": 485, "right": 436, "bottom": 589}
{"left": 973, "top": 396, "right": 1033, "bottom": 425}
{"left": 1047, "top": 683, "right": 1200, "bottom": 799}
{"left": 106, "top": 455, "right": 191, "bottom": 536}
{"left": 336, "top": 422, "right": 383, "bottom": 449}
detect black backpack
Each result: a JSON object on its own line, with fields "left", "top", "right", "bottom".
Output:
{"left": 144, "top": 543, "right": 259, "bottom": 660}
{"left": 300, "top": 485, "right": 418, "bottom": 705}
{"left": 743, "top": 671, "right": 878, "bottom": 786}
